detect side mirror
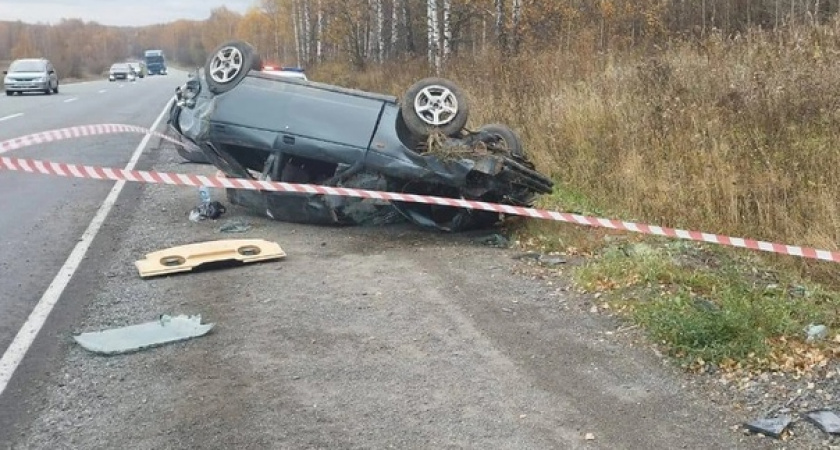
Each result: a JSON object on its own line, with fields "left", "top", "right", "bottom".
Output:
{"left": 49, "top": 70, "right": 55, "bottom": 74}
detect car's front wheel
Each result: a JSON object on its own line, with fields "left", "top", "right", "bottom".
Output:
{"left": 400, "top": 77, "right": 470, "bottom": 139}
{"left": 204, "top": 40, "right": 262, "bottom": 94}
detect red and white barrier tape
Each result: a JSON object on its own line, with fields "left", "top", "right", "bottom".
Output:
{"left": 1, "top": 123, "right": 838, "bottom": 263}
{"left": 0, "top": 123, "right": 195, "bottom": 155}
{"left": 1, "top": 155, "right": 839, "bottom": 263}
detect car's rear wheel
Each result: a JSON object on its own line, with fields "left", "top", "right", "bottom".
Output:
{"left": 400, "top": 77, "right": 470, "bottom": 139}
{"left": 53, "top": 82, "right": 59, "bottom": 94}
{"left": 5, "top": 91, "right": 11, "bottom": 96}
{"left": 204, "top": 40, "right": 262, "bottom": 94}
{"left": 477, "top": 124, "right": 525, "bottom": 159}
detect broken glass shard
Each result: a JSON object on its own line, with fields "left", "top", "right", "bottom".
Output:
{"left": 74, "top": 314, "right": 214, "bottom": 355}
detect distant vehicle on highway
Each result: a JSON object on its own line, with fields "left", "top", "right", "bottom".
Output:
{"left": 261, "top": 65, "right": 308, "bottom": 80}
{"left": 3, "top": 58, "right": 59, "bottom": 96}
{"left": 127, "top": 61, "right": 146, "bottom": 78}
{"left": 109, "top": 63, "right": 135, "bottom": 82}
{"left": 144, "top": 50, "right": 168, "bottom": 75}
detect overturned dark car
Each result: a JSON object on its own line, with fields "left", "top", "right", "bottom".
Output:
{"left": 168, "top": 40, "right": 553, "bottom": 231}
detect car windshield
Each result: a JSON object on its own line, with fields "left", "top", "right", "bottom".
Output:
{"left": 9, "top": 60, "right": 45, "bottom": 72}
{"left": 111, "top": 64, "right": 128, "bottom": 70}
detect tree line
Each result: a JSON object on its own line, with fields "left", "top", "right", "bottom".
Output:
{"left": 2, "top": 0, "right": 839, "bottom": 77}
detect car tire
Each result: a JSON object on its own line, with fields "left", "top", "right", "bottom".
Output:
{"left": 5, "top": 91, "right": 11, "bottom": 96}
{"left": 44, "top": 86, "right": 51, "bottom": 95}
{"left": 204, "top": 40, "right": 262, "bottom": 94}
{"left": 53, "top": 83, "right": 59, "bottom": 94}
{"left": 477, "top": 124, "right": 525, "bottom": 159}
{"left": 400, "top": 77, "right": 469, "bottom": 138}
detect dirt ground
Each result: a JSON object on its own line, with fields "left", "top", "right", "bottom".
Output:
{"left": 7, "top": 145, "right": 776, "bottom": 449}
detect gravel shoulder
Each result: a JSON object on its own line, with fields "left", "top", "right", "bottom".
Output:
{"left": 8, "top": 145, "right": 769, "bottom": 449}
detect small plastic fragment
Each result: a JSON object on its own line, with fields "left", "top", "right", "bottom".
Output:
{"left": 805, "top": 324, "right": 829, "bottom": 343}
{"left": 73, "top": 314, "right": 214, "bottom": 355}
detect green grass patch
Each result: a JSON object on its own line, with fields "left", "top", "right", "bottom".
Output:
{"left": 534, "top": 182, "right": 608, "bottom": 218}
{"left": 574, "top": 242, "right": 840, "bottom": 365}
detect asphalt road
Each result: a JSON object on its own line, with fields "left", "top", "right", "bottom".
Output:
{"left": 0, "top": 73, "right": 183, "bottom": 355}
{"left": 0, "top": 71, "right": 184, "bottom": 441}
{"left": 0, "top": 70, "right": 770, "bottom": 448}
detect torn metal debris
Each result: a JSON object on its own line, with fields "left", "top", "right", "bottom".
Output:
{"left": 135, "top": 239, "right": 286, "bottom": 278}
{"left": 475, "top": 233, "right": 510, "bottom": 247}
{"left": 74, "top": 314, "right": 214, "bottom": 355}
{"left": 168, "top": 39, "right": 553, "bottom": 232}
{"left": 805, "top": 410, "right": 840, "bottom": 434}
{"left": 744, "top": 416, "right": 792, "bottom": 439}
{"left": 218, "top": 219, "right": 252, "bottom": 233}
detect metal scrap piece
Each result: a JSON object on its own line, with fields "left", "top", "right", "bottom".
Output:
{"left": 135, "top": 239, "right": 285, "bottom": 278}
{"left": 218, "top": 219, "right": 252, "bottom": 233}
{"left": 744, "top": 416, "right": 792, "bottom": 439}
{"left": 805, "top": 410, "right": 840, "bottom": 434}
{"left": 73, "top": 315, "right": 214, "bottom": 355}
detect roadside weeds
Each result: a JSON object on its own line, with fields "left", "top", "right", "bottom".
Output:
{"left": 508, "top": 187, "right": 840, "bottom": 446}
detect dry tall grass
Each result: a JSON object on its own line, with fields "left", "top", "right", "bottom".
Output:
{"left": 313, "top": 23, "right": 840, "bottom": 278}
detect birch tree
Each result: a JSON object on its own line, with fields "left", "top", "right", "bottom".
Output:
{"left": 442, "top": 0, "right": 451, "bottom": 58}
{"left": 303, "top": 0, "right": 312, "bottom": 63}
{"left": 494, "top": 0, "right": 506, "bottom": 50}
{"left": 427, "top": 0, "right": 440, "bottom": 71}
{"left": 404, "top": 0, "right": 416, "bottom": 55}
{"left": 376, "top": 0, "right": 385, "bottom": 62}
{"left": 317, "top": 0, "right": 324, "bottom": 61}
{"left": 391, "top": 0, "right": 399, "bottom": 56}
{"left": 510, "top": 0, "right": 521, "bottom": 52}
{"left": 261, "top": 0, "right": 283, "bottom": 62}
{"left": 292, "top": 0, "right": 302, "bottom": 65}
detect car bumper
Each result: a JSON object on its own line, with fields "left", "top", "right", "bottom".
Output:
{"left": 5, "top": 81, "right": 49, "bottom": 91}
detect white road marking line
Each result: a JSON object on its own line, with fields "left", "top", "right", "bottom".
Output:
{"left": 0, "top": 97, "right": 175, "bottom": 396}
{"left": 119, "top": 84, "right": 125, "bottom": 88}
{"left": 98, "top": 89, "right": 107, "bottom": 93}
{"left": 63, "top": 97, "right": 78, "bottom": 103}
{"left": 0, "top": 113, "right": 24, "bottom": 122}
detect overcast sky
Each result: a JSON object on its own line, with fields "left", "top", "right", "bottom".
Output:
{"left": 0, "top": 1, "right": 257, "bottom": 27}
